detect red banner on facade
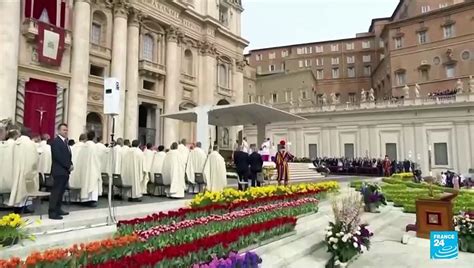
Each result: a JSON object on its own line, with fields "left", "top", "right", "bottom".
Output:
{"left": 37, "top": 21, "right": 65, "bottom": 66}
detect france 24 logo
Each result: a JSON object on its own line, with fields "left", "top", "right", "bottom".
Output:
{"left": 430, "top": 231, "right": 458, "bottom": 260}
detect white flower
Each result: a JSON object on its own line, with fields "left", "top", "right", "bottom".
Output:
{"left": 325, "top": 226, "right": 333, "bottom": 231}
{"left": 355, "top": 231, "right": 361, "bottom": 235}
{"left": 342, "top": 235, "right": 348, "bottom": 243}
{"left": 332, "top": 244, "right": 338, "bottom": 249}
{"left": 353, "top": 237, "right": 358, "bottom": 242}
{"left": 336, "top": 232, "right": 342, "bottom": 237}
{"left": 353, "top": 242, "right": 359, "bottom": 248}
{"left": 330, "top": 237, "right": 339, "bottom": 243}
{"left": 326, "top": 231, "right": 333, "bottom": 237}
{"left": 334, "top": 260, "right": 341, "bottom": 265}
{"left": 357, "top": 226, "right": 361, "bottom": 231}
{"left": 361, "top": 245, "right": 367, "bottom": 252}
{"left": 339, "top": 232, "right": 344, "bottom": 236}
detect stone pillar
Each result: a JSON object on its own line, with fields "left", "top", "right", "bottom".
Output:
{"left": 198, "top": 41, "right": 217, "bottom": 106}
{"left": 0, "top": 0, "right": 20, "bottom": 120}
{"left": 124, "top": 9, "right": 140, "bottom": 140}
{"left": 257, "top": 124, "right": 266, "bottom": 148}
{"left": 196, "top": 106, "right": 211, "bottom": 154}
{"left": 111, "top": 1, "right": 128, "bottom": 138}
{"left": 163, "top": 26, "right": 182, "bottom": 148}
{"left": 68, "top": 0, "right": 91, "bottom": 140}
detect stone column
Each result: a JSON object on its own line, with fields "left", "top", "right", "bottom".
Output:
{"left": 124, "top": 9, "right": 140, "bottom": 140}
{"left": 111, "top": 1, "right": 128, "bottom": 138}
{"left": 233, "top": 59, "right": 245, "bottom": 145}
{"left": 163, "top": 26, "right": 182, "bottom": 148}
{"left": 68, "top": 0, "right": 91, "bottom": 140}
{"left": 198, "top": 41, "right": 217, "bottom": 106}
{"left": 0, "top": 1, "right": 20, "bottom": 120}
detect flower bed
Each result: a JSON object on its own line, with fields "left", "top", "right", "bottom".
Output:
{"left": 190, "top": 181, "right": 339, "bottom": 208}
{"left": 454, "top": 212, "right": 474, "bottom": 253}
{"left": 0, "top": 213, "right": 34, "bottom": 247}
{"left": 192, "top": 251, "right": 262, "bottom": 268}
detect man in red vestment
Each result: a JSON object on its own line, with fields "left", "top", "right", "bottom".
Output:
{"left": 382, "top": 155, "right": 391, "bottom": 177}
{"left": 274, "top": 140, "right": 294, "bottom": 186}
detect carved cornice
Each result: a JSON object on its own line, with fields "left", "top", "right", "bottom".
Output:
{"left": 165, "top": 25, "right": 183, "bottom": 43}
{"left": 128, "top": 8, "right": 142, "bottom": 27}
{"left": 112, "top": 0, "right": 129, "bottom": 19}
{"left": 198, "top": 41, "right": 218, "bottom": 56}
{"left": 236, "top": 59, "right": 247, "bottom": 72}
{"left": 75, "top": 0, "right": 92, "bottom": 4}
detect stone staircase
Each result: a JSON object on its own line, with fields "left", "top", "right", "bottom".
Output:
{"left": 287, "top": 162, "right": 325, "bottom": 182}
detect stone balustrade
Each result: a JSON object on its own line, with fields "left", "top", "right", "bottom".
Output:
{"left": 21, "top": 18, "right": 72, "bottom": 46}
{"left": 89, "top": 43, "right": 112, "bottom": 59}
{"left": 138, "top": 59, "right": 166, "bottom": 78}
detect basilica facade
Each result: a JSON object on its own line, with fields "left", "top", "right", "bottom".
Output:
{"left": 0, "top": 0, "right": 248, "bottom": 149}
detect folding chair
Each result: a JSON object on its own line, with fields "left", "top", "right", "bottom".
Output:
{"left": 195, "top": 173, "right": 206, "bottom": 193}
{"left": 112, "top": 174, "right": 132, "bottom": 199}
{"left": 153, "top": 173, "right": 168, "bottom": 196}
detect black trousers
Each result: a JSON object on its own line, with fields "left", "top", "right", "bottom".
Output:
{"left": 249, "top": 171, "right": 261, "bottom": 187}
{"left": 49, "top": 175, "right": 69, "bottom": 214}
{"left": 237, "top": 170, "right": 249, "bottom": 191}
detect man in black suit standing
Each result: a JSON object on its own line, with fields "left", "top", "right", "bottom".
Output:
{"left": 233, "top": 144, "right": 250, "bottom": 191}
{"left": 49, "top": 123, "right": 73, "bottom": 220}
{"left": 248, "top": 144, "right": 264, "bottom": 187}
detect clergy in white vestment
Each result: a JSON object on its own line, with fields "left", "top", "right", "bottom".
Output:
{"left": 186, "top": 142, "right": 207, "bottom": 193}
{"left": 38, "top": 134, "right": 52, "bottom": 175}
{"left": 119, "top": 140, "right": 132, "bottom": 190}
{"left": 0, "top": 130, "right": 20, "bottom": 203}
{"left": 74, "top": 131, "right": 101, "bottom": 205}
{"left": 69, "top": 134, "right": 87, "bottom": 191}
{"left": 95, "top": 137, "right": 109, "bottom": 195}
{"left": 122, "top": 140, "right": 146, "bottom": 201}
{"left": 143, "top": 143, "right": 155, "bottom": 194}
{"left": 261, "top": 138, "right": 271, "bottom": 161}
{"left": 112, "top": 138, "right": 124, "bottom": 175}
{"left": 178, "top": 139, "right": 190, "bottom": 169}
{"left": 242, "top": 137, "right": 250, "bottom": 153}
{"left": 162, "top": 142, "right": 186, "bottom": 198}
{"left": 203, "top": 145, "right": 227, "bottom": 192}
{"left": 8, "top": 129, "right": 39, "bottom": 213}
{"left": 150, "top": 145, "right": 166, "bottom": 176}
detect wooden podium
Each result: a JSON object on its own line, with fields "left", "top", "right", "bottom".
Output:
{"left": 409, "top": 192, "right": 457, "bottom": 239}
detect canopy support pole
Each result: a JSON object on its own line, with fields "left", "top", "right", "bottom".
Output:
{"left": 257, "top": 123, "right": 266, "bottom": 148}
{"left": 195, "top": 105, "right": 211, "bottom": 154}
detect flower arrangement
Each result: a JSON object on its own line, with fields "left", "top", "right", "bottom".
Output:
{"left": 454, "top": 212, "right": 474, "bottom": 253}
{"left": 0, "top": 213, "right": 34, "bottom": 247}
{"left": 324, "top": 193, "right": 373, "bottom": 267}
{"left": 360, "top": 183, "right": 386, "bottom": 213}
{"left": 192, "top": 251, "right": 262, "bottom": 268}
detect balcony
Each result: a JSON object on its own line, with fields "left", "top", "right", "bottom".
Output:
{"left": 21, "top": 18, "right": 71, "bottom": 46}
{"left": 180, "top": 73, "right": 197, "bottom": 85}
{"left": 89, "top": 43, "right": 112, "bottom": 60}
{"left": 139, "top": 60, "right": 166, "bottom": 79}
{"left": 217, "top": 85, "right": 233, "bottom": 97}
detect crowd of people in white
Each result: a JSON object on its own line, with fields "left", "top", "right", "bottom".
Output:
{"left": 0, "top": 124, "right": 228, "bottom": 214}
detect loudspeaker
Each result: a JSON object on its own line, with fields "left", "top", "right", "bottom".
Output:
{"left": 104, "top": 77, "right": 120, "bottom": 115}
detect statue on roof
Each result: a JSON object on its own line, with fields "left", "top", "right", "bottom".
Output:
{"left": 368, "top": 88, "right": 375, "bottom": 102}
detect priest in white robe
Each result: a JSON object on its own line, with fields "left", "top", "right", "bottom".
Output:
{"left": 162, "top": 142, "right": 186, "bottom": 198}
{"left": 38, "top": 134, "right": 52, "bottom": 175}
{"left": 143, "top": 143, "right": 155, "bottom": 194}
{"left": 0, "top": 130, "right": 20, "bottom": 203}
{"left": 8, "top": 128, "right": 39, "bottom": 213}
{"left": 242, "top": 137, "right": 250, "bottom": 153}
{"left": 95, "top": 137, "right": 109, "bottom": 195}
{"left": 203, "top": 145, "right": 227, "bottom": 192}
{"left": 148, "top": 145, "right": 166, "bottom": 194}
{"left": 185, "top": 142, "right": 207, "bottom": 193}
{"left": 74, "top": 131, "right": 101, "bottom": 205}
{"left": 69, "top": 134, "right": 87, "bottom": 191}
{"left": 122, "top": 140, "right": 146, "bottom": 201}
{"left": 112, "top": 138, "right": 124, "bottom": 176}
{"left": 178, "top": 139, "right": 189, "bottom": 168}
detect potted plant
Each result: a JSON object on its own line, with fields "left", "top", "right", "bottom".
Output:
{"left": 360, "top": 183, "right": 386, "bottom": 213}
{"left": 324, "top": 193, "right": 373, "bottom": 267}
{"left": 0, "top": 213, "right": 34, "bottom": 247}
{"left": 454, "top": 211, "right": 474, "bottom": 253}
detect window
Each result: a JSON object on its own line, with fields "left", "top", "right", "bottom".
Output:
{"left": 281, "top": 50, "right": 289, "bottom": 57}
{"left": 316, "top": 69, "right": 324, "bottom": 79}
{"left": 346, "top": 42, "right": 354, "bottom": 50}
{"left": 271, "top": 93, "right": 278, "bottom": 103}
{"left": 439, "top": 3, "right": 448, "bottom": 8}
{"left": 142, "top": 80, "right": 155, "bottom": 91}
{"left": 269, "top": 64, "right": 276, "bottom": 72}
{"left": 331, "top": 57, "right": 339, "bottom": 65}
{"left": 421, "top": 5, "right": 431, "bottom": 13}
{"left": 256, "top": 66, "right": 262, "bottom": 73}
{"left": 461, "top": 51, "right": 471, "bottom": 60}
{"left": 443, "top": 25, "right": 454, "bottom": 39}
{"left": 332, "top": 67, "right": 340, "bottom": 78}
{"left": 143, "top": 34, "right": 154, "bottom": 61}
{"left": 395, "top": 37, "right": 403, "bottom": 49}
{"left": 315, "top": 45, "right": 324, "bottom": 53}
{"left": 91, "top": 23, "right": 101, "bottom": 45}
{"left": 218, "top": 64, "right": 228, "bottom": 87}
{"left": 420, "top": 69, "right": 429, "bottom": 81}
{"left": 257, "top": 95, "right": 263, "bottom": 104}
{"left": 364, "top": 65, "right": 372, "bottom": 76}
{"left": 418, "top": 31, "right": 427, "bottom": 44}
{"left": 219, "top": 6, "right": 229, "bottom": 26}
{"left": 445, "top": 65, "right": 455, "bottom": 78}
{"left": 434, "top": 143, "right": 448, "bottom": 166}
{"left": 362, "top": 41, "right": 371, "bottom": 49}
{"left": 315, "top": 58, "right": 324, "bottom": 66}
{"left": 348, "top": 93, "right": 356, "bottom": 103}
{"left": 285, "top": 91, "right": 292, "bottom": 102}
{"left": 268, "top": 52, "right": 276, "bottom": 59}
{"left": 308, "top": 144, "right": 318, "bottom": 159}
{"left": 184, "top": 49, "right": 193, "bottom": 75}
{"left": 380, "top": 53, "right": 385, "bottom": 60}
{"left": 331, "top": 44, "right": 339, "bottom": 52}
{"left": 298, "top": 60, "right": 304, "bottom": 68}
{"left": 316, "top": 94, "right": 324, "bottom": 105}
{"left": 281, "top": 63, "right": 286, "bottom": 71}
{"left": 395, "top": 72, "right": 406, "bottom": 86}
{"left": 90, "top": 65, "right": 104, "bottom": 77}
{"left": 344, "top": 143, "right": 355, "bottom": 159}
{"left": 346, "top": 56, "right": 355, "bottom": 64}
{"left": 297, "top": 47, "right": 312, "bottom": 55}
{"left": 363, "top": 55, "right": 371, "bottom": 62}
{"left": 379, "top": 40, "right": 384, "bottom": 48}
{"left": 385, "top": 143, "right": 397, "bottom": 161}
{"left": 248, "top": 94, "right": 253, "bottom": 103}
{"left": 256, "top": 54, "right": 262, "bottom": 61}
{"left": 300, "top": 90, "right": 307, "bottom": 99}
{"left": 305, "top": 59, "right": 312, "bottom": 67}
{"left": 347, "top": 67, "right": 355, "bottom": 78}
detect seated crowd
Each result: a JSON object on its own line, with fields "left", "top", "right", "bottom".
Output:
{"left": 313, "top": 156, "right": 416, "bottom": 176}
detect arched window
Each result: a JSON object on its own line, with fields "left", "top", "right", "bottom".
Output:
{"left": 184, "top": 49, "right": 193, "bottom": 75}
{"left": 143, "top": 34, "right": 154, "bottom": 61}
{"left": 218, "top": 64, "right": 228, "bottom": 87}
{"left": 86, "top": 112, "right": 102, "bottom": 140}
{"left": 91, "top": 11, "right": 107, "bottom": 45}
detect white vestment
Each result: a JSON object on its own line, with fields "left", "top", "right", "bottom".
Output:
{"left": 95, "top": 142, "right": 108, "bottom": 195}
{"left": 162, "top": 149, "right": 186, "bottom": 198}
{"left": 75, "top": 141, "right": 101, "bottom": 202}
{"left": 185, "top": 147, "right": 207, "bottom": 184}
{"left": 143, "top": 149, "right": 155, "bottom": 187}
{"left": 203, "top": 151, "right": 227, "bottom": 192}
{"left": 242, "top": 140, "right": 249, "bottom": 153}
{"left": 122, "top": 147, "right": 145, "bottom": 198}
{"left": 111, "top": 145, "right": 123, "bottom": 175}
{"left": 0, "top": 139, "right": 15, "bottom": 194}
{"left": 261, "top": 141, "right": 271, "bottom": 156}
{"left": 8, "top": 136, "right": 39, "bottom": 207}
{"left": 150, "top": 151, "right": 166, "bottom": 179}
{"left": 69, "top": 142, "right": 86, "bottom": 189}
{"left": 37, "top": 140, "right": 52, "bottom": 174}
{"left": 178, "top": 144, "right": 189, "bottom": 167}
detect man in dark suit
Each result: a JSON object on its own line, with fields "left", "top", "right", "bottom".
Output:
{"left": 49, "top": 123, "right": 73, "bottom": 220}
{"left": 233, "top": 144, "right": 250, "bottom": 191}
{"left": 249, "top": 144, "right": 264, "bottom": 187}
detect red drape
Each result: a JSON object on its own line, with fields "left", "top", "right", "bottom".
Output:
{"left": 25, "top": 0, "right": 67, "bottom": 28}
{"left": 24, "top": 79, "right": 58, "bottom": 138}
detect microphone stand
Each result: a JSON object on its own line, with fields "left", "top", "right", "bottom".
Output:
{"left": 107, "top": 115, "right": 117, "bottom": 224}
